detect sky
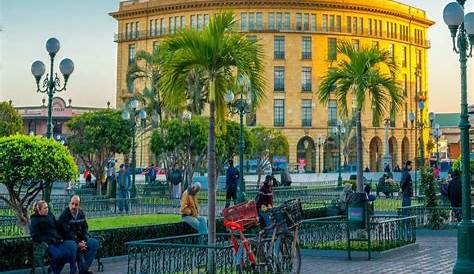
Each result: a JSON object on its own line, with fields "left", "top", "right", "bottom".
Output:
{"left": 0, "top": 0, "right": 473, "bottom": 112}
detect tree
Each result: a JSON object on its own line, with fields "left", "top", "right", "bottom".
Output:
{"left": 250, "top": 127, "right": 289, "bottom": 184}
{"left": 318, "top": 41, "right": 403, "bottom": 192}
{"left": 0, "top": 101, "right": 23, "bottom": 137}
{"left": 127, "top": 47, "right": 165, "bottom": 126}
{"left": 150, "top": 117, "right": 208, "bottom": 190}
{"left": 160, "top": 12, "right": 265, "bottom": 266}
{"left": 0, "top": 135, "right": 77, "bottom": 233}
{"left": 67, "top": 110, "right": 132, "bottom": 195}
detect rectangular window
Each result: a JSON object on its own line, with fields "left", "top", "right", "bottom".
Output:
{"left": 390, "top": 110, "right": 396, "bottom": 127}
{"left": 161, "top": 18, "right": 166, "bottom": 34}
{"left": 285, "top": 13, "right": 291, "bottom": 30}
{"left": 296, "top": 13, "right": 302, "bottom": 30}
{"left": 352, "top": 39, "right": 360, "bottom": 50}
{"left": 125, "top": 23, "right": 130, "bottom": 39}
{"left": 274, "top": 67, "right": 285, "bottom": 92}
{"left": 191, "top": 15, "right": 196, "bottom": 29}
{"left": 388, "top": 44, "right": 395, "bottom": 60}
{"left": 404, "top": 102, "right": 408, "bottom": 128}
{"left": 248, "top": 12, "right": 255, "bottom": 30}
{"left": 302, "top": 36, "right": 312, "bottom": 59}
{"left": 374, "top": 19, "right": 377, "bottom": 36}
{"left": 322, "top": 14, "right": 328, "bottom": 32}
{"left": 128, "top": 44, "right": 135, "bottom": 64}
{"left": 379, "top": 20, "right": 382, "bottom": 36}
{"left": 241, "top": 13, "right": 248, "bottom": 31}
{"left": 301, "top": 67, "right": 312, "bottom": 91}
{"left": 386, "top": 22, "right": 390, "bottom": 38}
{"left": 169, "top": 17, "right": 175, "bottom": 33}
{"left": 347, "top": 16, "right": 352, "bottom": 33}
{"left": 175, "top": 16, "right": 180, "bottom": 30}
{"left": 204, "top": 14, "right": 209, "bottom": 26}
{"left": 301, "top": 99, "right": 312, "bottom": 127}
{"left": 181, "top": 16, "right": 186, "bottom": 29}
{"left": 329, "top": 15, "right": 335, "bottom": 32}
{"left": 328, "top": 38, "right": 337, "bottom": 61}
{"left": 274, "top": 99, "right": 285, "bottom": 127}
{"left": 268, "top": 12, "right": 275, "bottom": 30}
{"left": 303, "top": 13, "right": 309, "bottom": 31}
{"left": 394, "top": 23, "right": 397, "bottom": 39}
{"left": 197, "top": 14, "right": 203, "bottom": 31}
{"left": 336, "top": 15, "right": 342, "bottom": 32}
{"left": 311, "top": 14, "right": 316, "bottom": 32}
{"left": 134, "top": 22, "right": 139, "bottom": 38}
{"left": 155, "top": 19, "right": 159, "bottom": 35}
{"left": 403, "top": 74, "right": 408, "bottom": 96}
{"left": 276, "top": 12, "right": 283, "bottom": 30}
{"left": 274, "top": 36, "right": 285, "bottom": 59}
{"left": 149, "top": 19, "right": 154, "bottom": 36}
{"left": 368, "top": 19, "right": 372, "bottom": 35}
{"left": 359, "top": 18, "right": 364, "bottom": 34}
{"left": 256, "top": 12, "right": 263, "bottom": 30}
{"left": 328, "top": 100, "right": 337, "bottom": 126}
{"left": 402, "top": 46, "right": 407, "bottom": 67}
{"left": 353, "top": 17, "right": 358, "bottom": 34}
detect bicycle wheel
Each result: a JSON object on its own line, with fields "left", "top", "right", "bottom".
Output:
{"left": 274, "top": 234, "right": 301, "bottom": 274}
{"left": 254, "top": 236, "right": 276, "bottom": 274}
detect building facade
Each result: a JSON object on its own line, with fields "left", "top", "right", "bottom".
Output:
{"left": 15, "top": 97, "right": 109, "bottom": 142}
{"left": 110, "top": 0, "right": 433, "bottom": 172}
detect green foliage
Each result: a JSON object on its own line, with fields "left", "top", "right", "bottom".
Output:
{"left": 249, "top": 127, "right": 289, "bottom": 182}
{"left": 304, "top": 239, "right": 407, "bottom": 252}
{"left": 67, "top": 110, "right": 132, "bottom": 194}
{"left": 216, "top": 120, "right": 254, "bottom": 174}
{"left": 0, "top": 101, "right": 23, "bottom": 137}
{"left": 87, "top": 214, "right": 180, "bottom": 230}
{"left": 452, "top": 158, "right": 474, "bottom": 174}
{"left": 0, "top": 135, "right": 77, "bottom": 228}
{"left": 420, "top": 167, "right": 446, "bottom": 229}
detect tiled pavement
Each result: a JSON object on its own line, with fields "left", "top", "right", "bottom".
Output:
{"left": 16, "top": 230, "right": 456, "bottom": 274}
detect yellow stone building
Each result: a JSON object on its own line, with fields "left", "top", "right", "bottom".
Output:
{"left": 110, "top": 0, "right": 433, "bottom": 172}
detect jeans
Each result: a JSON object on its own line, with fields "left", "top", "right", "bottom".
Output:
{"left": 182, "top": 215, "right": 208, "bottom": 234}
{"left": 173, "top": 184, "right": 181, "bottom": 199}
{"left": 258, "top": 209, "right": 271, "bottom": 227}
{"left": 77, "top": 238, "right": 99, "bottom": 273}
{"left": 402, "top": 195, "right": 412, "bottom": 215}
{"left": 117, "top": 190, "right": 130, "bottom": 213}
{"left": 47, "top": 240, "right": 77, "bottom": 274}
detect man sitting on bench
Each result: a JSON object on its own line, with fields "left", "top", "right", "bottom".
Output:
{"left": 58, "top": 195, "right": 99, "bottom": 274}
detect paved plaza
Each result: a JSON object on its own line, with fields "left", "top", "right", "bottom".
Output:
{"left": 68, "top": 229, "right": 455, "bottom": 274}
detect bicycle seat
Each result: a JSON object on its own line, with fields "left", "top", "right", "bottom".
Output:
{"left": 224, "top": 220, "right": 244, "bottom": 231}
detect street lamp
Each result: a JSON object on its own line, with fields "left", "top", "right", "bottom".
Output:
{"left": 444, "top": 2, "right": 474, "bottom": 272}
{"left": 317, "top": 135, "right": 325, "bottom": 173}
{"left": 432, "top": 123, "right": 442, "bottom": 167}
{"left": 332, "top": 120, "right": 345, "bottom": 186}
{"left": 31, "top": 38, "right": 74, "bottom": 138}
{"left": 224, "top": 75, "right": 251, "bottom": 203}
{"left": 122, "top": 99, "right": 147, "bottom": 198}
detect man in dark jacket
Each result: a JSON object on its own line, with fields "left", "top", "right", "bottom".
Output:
{"left": 30, "top": 200, "right": 77, "bottom": 274}
{"left": 400, "top": 161, "right": 413, "bottom": 209}
{"left": 448, "top": 171, "right": 462, "bottom": 221}
{"left": 58, "top": 195, "right": 99, "bottom": 274}
{"left": 225, "top": 159, "right": 240, "bottom": 208}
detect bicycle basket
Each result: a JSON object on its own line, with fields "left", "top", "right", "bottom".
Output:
{"left": 270, "top": 199, "right": 303, "bottom": 228}
{"left": 284, "top": 199, "right": 303, "bottom": 224}
{"left": 223, "top": 200, "right": 259, "bottom": 228}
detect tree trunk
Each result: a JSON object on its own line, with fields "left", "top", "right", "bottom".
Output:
{"left": 356, "top": 110, "right": 364, "bottom": 193}
{"left": 207, "top": 81, "right": 216, "bottom": 272}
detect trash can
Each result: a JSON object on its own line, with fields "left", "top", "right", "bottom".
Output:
{"left": 346, "top": 192, "right": 368, "bottom": 230}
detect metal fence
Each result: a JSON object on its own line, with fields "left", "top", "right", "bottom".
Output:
{"left": 397, "top": 205, "right": 474, "bottom": 229}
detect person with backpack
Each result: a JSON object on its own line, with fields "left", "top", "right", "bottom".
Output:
{"left": 170, "top": 163, "right": 183, "bottom": 199}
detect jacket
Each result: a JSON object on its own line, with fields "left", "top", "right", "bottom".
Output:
{"left": 117, "top": 170, "right": 131, "bottom": 192}
{"left": 226, "top": 166, "right": 240, "bottom": 189}
{"left": 448, "top": 174, "right": 462, "bottom": 207}
{"left": 30, "top": 212, "right": 63, "bottom": 245}
{"left": 180, "top": 190, "right": 199, "bottom": 217}
{"left": 256, "top": 184, "right": 273, "bottom": 209}
{"left": 400, "top": 168, "right": 413, "bottom": 197}
{"left": 57, "top": 207, "right": 89, "bottom": 243}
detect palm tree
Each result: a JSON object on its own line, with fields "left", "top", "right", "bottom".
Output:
{"left": 318, "top": 41, "right": 403, "bottom": 192}
{"left": 160, "top": 12, "right": 265, "bottom": 262}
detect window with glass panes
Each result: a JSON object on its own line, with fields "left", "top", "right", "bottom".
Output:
{"left": 322, "top": 15, "right": 328, "bottom": 32}
{"left": 161, "top": 18, "right": 166, "bottom": 34}
{"left": 311, "top": 14, "right": 316, "bottom": 31}
{"left": 204, "top": 14, "right": 209, "bottom": 26}
{"left": 301, "top": 100, "right": 312, "bottom": 126}
{"left": 296, "top": 13, "right": 302, "bottom": 30}
{"left": 197, "top": 14, "right": 203, "bottom": 30}
{"left": 128, "top": 44, "right": 135, "bottom": 64}
{"left": 256, "top": 13, "right": 263, "bottom": 30}
{"left": 274, "top": 67, "right": 285, "bottom": 91}
{"left": 402, "top": 46, "right": 407, "bottom": 67}
{"left": 403, "top": 74, "right": 408, "bottom": 96}
{"left": 268, "top": 12, "right": 275, "bottom": 30}
{"left": 249, "top": 12, "right": 255, "bottom": 30}
{"left": 302, "top": 36, "right": 311, "bottom": 59}
{"left": 274, "top": 36, "right": 285, "bottom": 59}
{"left": 328, "top": 100, "right": 337, "bottom": 126}
{"left": 347, "top": 16, "right": 352, "bottom": 33}
{"left": 388, "top": 44, "right": 395, "bottom": 60}
{"left": 301, "top": 67, "right": 312, "bottom": 91}
{"left": 169, "top": 17, "right": 175, "bottom": 33}
{"left": 285, "top": 13, "right": 291, "bottom": 30}
{"left": 191, "top": 15, "right": 196, "bottom": 28}
{"left": 276, "top": 12, "right": 283, "bottom": 30}
{"left": 329, "top": 15, "right": 335, "bottom": 32}
{"left": 328, "top": 38, "right": 337, "bottom": 61}
{"left": 274, "top": 99, "right": 285, "bottom": 126}
{"left": 241, "top": 13, "right": 248, "bottom": 31}
{"left": 303, "top": 13, "right": 309, "bottom": 31}
{"left": 336, "top": 16, "right": 341, "bottom": 32}
{"left": 404, "top": 103, "right": 408, "bottom": 127}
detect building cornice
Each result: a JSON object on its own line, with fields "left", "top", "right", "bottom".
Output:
{"left": 109, "top": 0, "right": 434, "bottom": 27}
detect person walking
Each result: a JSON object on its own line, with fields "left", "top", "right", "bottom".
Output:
{"left": 400, "top": 161, "right": 413, "bottom": 209}
{"left": 58, "top": 195, "right": 100, "bottom": 274}
{"left": 180, "top": 183, "right": 208, "bottom": 234}
{"left": 448, "top": 170, "right": 462, "bottom": 221}
{"left": 147, "top": 164, "right": 157, "bottom": 184}
{"left": 30, "top": 200, "right": 78, "bottom": 274}
{"left": 116, "top": 164, "right": 131, "bottom": 213}
{"left": 225, "top": 159, "right": 240, "bottom": 208}
{"left": 170, "top": 163, "right": 183, "bottom": 200}
{"left": 256, "top": 175, "right": 274, "bottom": 229}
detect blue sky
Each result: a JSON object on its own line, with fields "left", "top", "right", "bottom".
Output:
{"left": 0, "top": 0, "right": 473, "bottom": 112}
